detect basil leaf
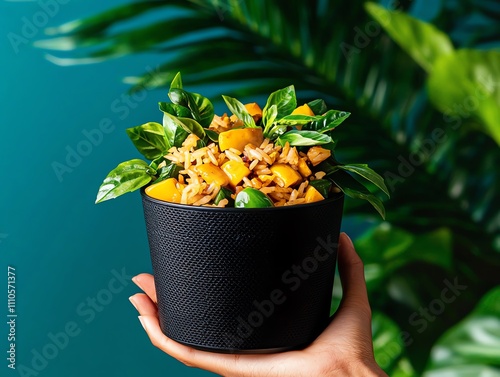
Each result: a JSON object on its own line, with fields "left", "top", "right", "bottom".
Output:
{"left": 95, "top": 159, "right": 153, "bottom": 203}
{"left": 162, "top": 113, "right": 189, "bottom": 147}
{"left": 214, "top": 186, "right": 234, "bottom": 206}
{"left": 126, "top": 122, "right": 170, "bottom": 160}
{"left": 275, "top": 114, "right": 322, "bottom": 126}
{"left": 337, "top": 163, "right": 390, "bottom": 197}
{"left": 262, "top": 85, "right": 297, "bottom": 129}
{"left": 265, "top": 123, "right": 288, "bottom": 140}
{"left": 168, "top": 88, "right": 214, "bottom": 127}
{"left": 178, "top": 117, "right": 206, "bottom": 140}
{"left": 308, "top": 99, "right": 327, "bottom": 115}
{"left": 308, "top": 179, "right": 332, "bottom": 198}
{"left": 158, "top": 102, "right": 191, "bottom": 118}
{"left": 303, "top": 110, "right": 351, "bottom": 133}
{"left": 170, "top": 72, "right": 183, "bottom": 90}
{"left": 205, "top": 129, "right": 219, "bottom": 143}
{"left": 222, "top": 95, "right": 257, "bottom": 128}
{"left": 277, "top": 130, "right": 332, "bottom": 146}
{"left": 153, "top": 161, "right": 182, "bottom": 184}
{"left": 329, "top": 170, "right": 386, "bottom": 219}
{"left": 262, "top": 104, "right": 279, "bottom": 139}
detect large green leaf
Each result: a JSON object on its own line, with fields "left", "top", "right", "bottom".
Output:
{"left": 424, "top": 287, "right": 500, "bottom": 376}
{"left": 365, "top": 2, "right": 454, "bottom": 73}
{"left": 168, "top": 88, "right": 214, "bottom": 127}
{"left": 125, "top": 122, "right": 170, "bottom": 160}
{"left": 222, "top": 95, "right": 257, "bottom": 128}
{"left": 427, "top": 49, "right": 500, "bottom": 146}
{"left": 95, "top": 159, "right": 153, "bottom": 203}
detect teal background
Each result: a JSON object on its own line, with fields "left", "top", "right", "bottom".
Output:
{"left": 0, "top": 1, "right": 218, "bottom": 376}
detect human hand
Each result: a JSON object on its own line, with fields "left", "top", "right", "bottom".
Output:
{"left": 129, "top": 233, "right": 387, "bottom": 376}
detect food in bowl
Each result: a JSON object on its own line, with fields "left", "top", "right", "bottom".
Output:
{"left": 96, "top": 73, "right": 389, "bottom": 216}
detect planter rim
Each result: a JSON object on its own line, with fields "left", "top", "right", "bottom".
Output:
{"left": 141, "top": 187, "right": 344, "bottom": 213}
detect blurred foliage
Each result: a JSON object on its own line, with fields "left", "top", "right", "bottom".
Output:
{"left": 38, "top": 0, "right": 500, "bottom": 374}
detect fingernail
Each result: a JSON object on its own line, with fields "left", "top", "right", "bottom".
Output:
{"left": 138, "top": 316, "right": 147, "bottom": 331}
{"left": 129, "top": 296, "right": 139, "bottom": 311}
{"left": 341, "top": 232, "right": 354, "bottom": 248}
{"left": 132, "top": 276, "right": 144, "bottom": 290}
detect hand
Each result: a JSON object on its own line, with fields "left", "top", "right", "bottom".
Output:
{"left": 129, "top": 233, "right": 387, "bottom": 376}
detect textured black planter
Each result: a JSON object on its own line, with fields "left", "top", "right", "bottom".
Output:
{"left": 141, "top": 189, "right": 344, "bottom": 353}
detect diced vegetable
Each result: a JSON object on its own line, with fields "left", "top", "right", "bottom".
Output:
{"left": 297, "top": 158, "right": 312, "bottom": 177}
{"left": 308, "top": 179, "right": 332, "bottom": 198}
{"left": 304, "top": 185, "right": 325, "bottom": 203}
{"left": 235, "top": 187, "right": 274, "bottom": 208}
{"left": 270, "top": 163, "right": 302, "bottom": 188}
{"left": 245, "top": 102, "right": 263, "bottom": 119}
{"left": 196, "top": 163, "right": 229, "bottom": 186}
{"left": 145, "top": 177, "right": 182, "bottom": 203}
{"left": 221, "top": 160, "right": 251, "bottom": 186}
{"left": 292, "top": 104, "right": 315, "bottom": 116}
{"left": 219, "top": 128, "right": 264, "bottom": 151}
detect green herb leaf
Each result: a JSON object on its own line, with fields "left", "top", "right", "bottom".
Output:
{"left": 125, "top": 122, "right": 170, "bottom": 160}
{"left": 158, "top": 102, "right": 191, "bottom": 118}
{"left": 277, "top": 130, "right": 332, "bottom": 146}
{"left": 162, "top": 112, "right": 189, "bottom": 147}
{"left": 153, "top": 161, "right": 182, "bottom": 184}
{"left": 235, "top": 187, "right": 274, "bottom": 208}
{"left": 275, "top": 114, "right": 322, "bottom": 126}
{"left": 205, "top": 129, "right": 219, "bottom": 143}
{"left": 222, "top": 95, "right": 257, "bottom": 128}
{"left": 262, "top": 85, "right": 297, "bottom": 128}
{"left": 308, "top": 179, "right": 332, "bottom": 198}
{"left": 168, "top": 88, "right": 214, "bottom": 127}
{"left": 337, "top": 163, "right": 390, "bottom": 197}
{"left": 169, "top": 71, "right": 183, "bottom": 90}
{"left": 262, "top": 104, "right": 279, "bottom": 139}
{"left": 178, "top": 117, "right": 206, "bottom": 140}
{"left": 303, "top": 110, "right": 350, "bottom": 133}
{"left": 214, "top": 186, "right": 234, "bottom": 206}
{"left": 95, "top": 159, "right": 153, "bottom": 203}
{"left": 307, "top": 99, "right": 327, "bottom": 115}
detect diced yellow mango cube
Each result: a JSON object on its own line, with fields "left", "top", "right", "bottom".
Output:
{"left": 145, "top": 178, "right": 182, "bottom": 203}
{"left": 270, "top": 164, "right": 302, "bottom": 188}
{"left": 197, "top": 163, "right": 229, "bottom": 186}
{"left": 245, "top": 102, "right": 263, "bottom": 119}
{"left": 221, "top": 160, "right": 251, "bottom": 186}
{"left": 297, "top": 158, "right": 312, "bottom": 177}
{"left": 219, "top": 128, "right": 264, "bottom": 151}
{"left": 305, "top": 185, "right": 325, "bottom": 203}
{"left": 291, "top": 104, "right": 315, "bottom": 116}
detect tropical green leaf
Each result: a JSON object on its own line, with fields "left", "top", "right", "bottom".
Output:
{"left": 221, "top": 95, "right": 257, "bottom": 128}
{"left": 343, "top": 187, "right": 386, "bottom": 220}
{"left": 427, "top": 49, "right": 500, "bottom": 146}
{"left": 125, "top": 122, "right": 170, "bottom": 160}
{"left": 95, "top": 159, "right": 153, "bottom": 203}
{"left": 168, "top": 88, "right": 214, "bottom": 127}
{"left": 365, "top": 2, "right": 454, "bottom": 72}
{"left": 303, "top": 109, "right": 351, "bottom": 133}
{"left": 337, "top": 163, "right": 390, "bottom": 197}
{"left": 277, "top": 130, "right": 332, "bottom": 146}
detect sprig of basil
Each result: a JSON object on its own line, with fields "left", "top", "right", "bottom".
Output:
{"left": 262, "top": 104, "right": 279, "bottom": 139}
{"left": 262, "top": 85, "right": 297, "bottom": 129}
{"left": 95, "top": 159, "right": 154, "bottom": 203}
{"left": 159, "top": 102, "right": 191, "bottom": 118}
{"left": 275, "top": 114, "right": 323, "bottom": 126}
{"left": 170, "top": 71, "right": 183, "bottom": 90}
{"left": 336, "top": 163, "right": 390, "bottom": 197}
{"left": 163, "top": 112, "right": 205, "bottom": 141}
{"left": 303, "top": 110, "right": 351, "bottom": 133}
{"left": 222, "top": 95, "right": 258, "bottom": 128}
{"left": 307, "top": 99, "right": 327, "bottom": 115}
{"left": 168, "top": 88, "right": 214, "bottom": 127}
{"left": 126, "top": 122, "right": 170, "bottom": 160}
{"left": 277, "top": 130, "right": 332, "bottom": 146}
{"left": 162, "top": 112, "right": 189, "bottom": 147}
{"left": 178, "top": 117, "right": 206, "bottom": 140}
{"left": 308, "top": 179, "right": 332, "bottom": 198}
{"left": 153, "top": 161, "right": 182, "bottom": 184}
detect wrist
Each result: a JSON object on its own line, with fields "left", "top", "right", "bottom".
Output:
{"left": 331, "top": 360, "right": 388, "bottom": 377}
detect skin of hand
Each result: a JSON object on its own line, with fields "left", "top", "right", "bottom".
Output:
{"left": 129, "top": 232, "right": 388, "bottom": 377}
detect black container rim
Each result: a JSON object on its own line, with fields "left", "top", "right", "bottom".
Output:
{"left": 141, "top": 187, "right": 344, "bottom": 213}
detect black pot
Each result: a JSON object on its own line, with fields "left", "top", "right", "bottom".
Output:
{"left": 141, "top": 189, "right": 344, "bottom": 353}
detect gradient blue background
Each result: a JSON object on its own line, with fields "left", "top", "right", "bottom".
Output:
{"left": 0, "top": 1, "right": 364, "bottom": 376}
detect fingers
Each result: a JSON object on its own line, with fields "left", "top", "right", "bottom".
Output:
{"left": 336, "top": 232, "right": 370, "bottom": 313}
{"left": 129, "top": 293, "right": 157, "bottom": 316}
{"left": 132, "top": 273, "right": 157, "bottom": 303}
